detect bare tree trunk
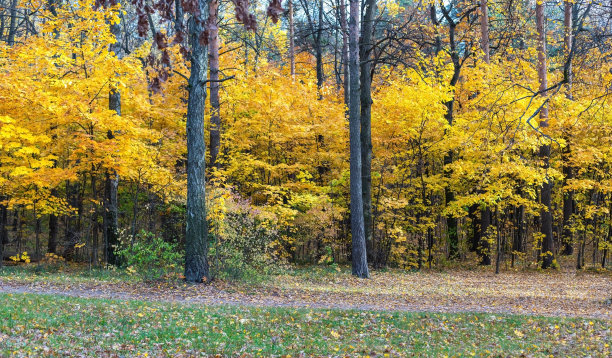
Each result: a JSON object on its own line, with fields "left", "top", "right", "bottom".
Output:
{"left": 360, "top": 0, "right": 375, "bottom": 264}
{"left": 288, "top": 0, "right": 295, "bottom": 78}
{"left": 536, "top": 2, "right": 554, "bottom": 269}
{"left": 208, "top": 0, "right": 221, "bottom": 167}
{"left": 349, "top": 0, "right": 368, "bottom": 278}
{"left": 184, "top": 0, "right": 210, "bottom": 283}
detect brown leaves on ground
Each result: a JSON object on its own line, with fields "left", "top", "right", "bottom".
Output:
{"left": 1, "top": 268, "right": 610, "bottom": 320}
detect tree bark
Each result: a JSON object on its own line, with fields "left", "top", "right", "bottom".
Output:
{"left": 479, "top": 205, "right": 491, "bottom": 265}
{"left": 0, "top": 201, "right": 6, "bottom": 265}
{"left": 360, "top": 0, "right": 375, "bottom": 264}
{"left": 7, "top": 0, "right": 17, "bottom": 45}
{"left": 184, "top": 0, "right": 211, "bottom": 283}
{"left": 536, "top": 2, "right": 554, "bottom": 269}
{"left": 208, "top": 0, "right": 221, "bottom": 167}
{"left": 288, "top": 0, "right": 295, "bottom": 78}
{"left": 105, "top": 8, "right": 122, "bottom": 266}
{"left": 561, "top": 1, "right": 574, "bottom": 255}
{"left": 479, "top": 0, "right": 490, "bottom": 64}
{"left": 348, "top": 0, "right": 368, "bottom": 278}
{"left": 338, "top": 0, "right": 349, "bottom": 108}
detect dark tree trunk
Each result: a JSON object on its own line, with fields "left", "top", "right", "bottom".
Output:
{"left": 184, "top": 0, "right": 211, "bottom": 283}
{"left": 468, "top": 204, "right": 480, "bottom": 252}
{"left": 338, "top": 0, "right": 349, "bottom": 108}
{"left": 48, "top": 209, "right": 58, "bottom": 254}
{"left": 360, "top": 0, "right": 375, "bottom": 264}
{"left": 561, "top": 1, "right": 574, "bottom": 256}
{"left": 536, "top": 2, "right": 554, "bottom": 269}
{"left": 511, "top": 204, "right": 524, "bottom": 267}
{"left": 105, "top": 11, "right": 122, "bottom": 265}
{"left": 7, "top": 0, "right": 17, "bottom": 45}
{"left": 208, "top": 0, "right": 221, "bottom": 167}
{"left": 348, "top": 0, "right": 368, "bottom": 278}
{"left": 0, "top": 201, "right": 6, "bottom": 265}
{"left": 64, "top": 181, "right": 81, "bottom": 260}
{"left": 479, "top": 206, "right": 491, "bottom": 265}
{"left": 315, "top": 0, "right": 324, "bottom": 92}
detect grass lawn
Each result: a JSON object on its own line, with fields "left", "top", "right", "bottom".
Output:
{"left": 0, "top": 292, "right": 610, "bottom": 357}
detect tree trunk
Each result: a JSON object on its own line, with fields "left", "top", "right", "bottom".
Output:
{"left": 184, "top": 0, "right": 211, "bottom": 283}
{"left": 315, "top": 0, "right": 324, "bottom": 92}
{"left": 7, "top": 0, "right": 18, "bottom": 45}
{"left": 360, "top": 0, "right": 375, "bottom": 264}
{"left": 348, "top": 0, "right": 368, "bottom": 278}
{"left": 536, "top": 2, "right": 554, "bottom": 269}
{"left": 479, "top": 0, "right": 490, "bottom": 64}
{"left": 338, "top": 0, "right": 349, "bottom": 108}
{"left": 0, "top": 201, "right": 6, "bottom": 265}
{"left": 208, "top": 0, "right": 221, "bottom": 167}
{"left": 288, "top": 0, "right": 295, "bottom": 78}
{"left": 48, "top": 202, "right": 58, "bottom": 255}
{"left": 511, "top": 204, "right": 524, "bottom": 267}
{"left": 105, "top": 10, "right": 122, "bottom": 265}
{"left": 479, "top": 205, "right": 491, "bottom": 265}
{"left": 561, "top": 1, "right": 574, "bottom": 256}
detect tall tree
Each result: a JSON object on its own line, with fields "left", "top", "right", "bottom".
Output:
{"left": 208, "top": 0, "right": 221, "bottom": 167}
{"left": 349, "top": 0, "right": 368, "bottom": 278}
{"left": 360, "top": 0, "right": 375, "bottom": 264}
{"left": 536, "top": 0, "right": 554, "bottom": 269}
{"left": 105, "top": 2, "right": 122, "bottom": 265}
{"left": 288, "top": 0, "right": 295, "bottom": 78}
{"left": 184, "top": 0, "right": 211, "bottom": 282}
{"left": 560, "top": 0, "right": 574, "bottom": 255}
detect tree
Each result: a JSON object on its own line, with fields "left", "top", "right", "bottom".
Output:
{"left": 348, "top": 0, "right": 368, "bottom": 278}
{"left": 535, "top": 0, "right": 554, "bottom": 269}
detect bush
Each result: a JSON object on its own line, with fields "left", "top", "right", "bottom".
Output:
{"left": 208, "top": 188, "right": 280, "bottom": 280}
{"left": 115, "top": 230, "right": 183, "bottom": 281}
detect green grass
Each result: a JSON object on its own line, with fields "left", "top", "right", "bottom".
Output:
{"left": 0, "top": 293, "right": 609, "bottom": 357}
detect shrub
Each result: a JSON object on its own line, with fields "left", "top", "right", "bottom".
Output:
{"left": 115, "top": 230, "right": 183, "bottom": 281}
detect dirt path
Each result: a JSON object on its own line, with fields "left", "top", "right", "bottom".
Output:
{"left": 1, "top": 270, "right": 610, "bottom": 319}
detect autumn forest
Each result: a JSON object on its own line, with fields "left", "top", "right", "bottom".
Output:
{"left": 0, "top": 0, "right": 611, "bottom": 356}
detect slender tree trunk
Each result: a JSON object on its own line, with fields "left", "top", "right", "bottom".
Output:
{"left": 184, "top": 0, "right": 211, "bottom": 283}
{"left": 48, "top": 199, "right": 58, "bottom": 255}
{"left": 0, "top": 201, "right": 6, "bottom": 266}
{"left": 536, "top": 2, "right": 554, "bottom": 269}
{"left": 479, "top": 205, "right": 491, "bottom": 265}
{"left": 349, "top": 0, "right": 368, "bottom": 278}
{"left": 479, "top": 0, "right": 490, "bottom": 64}
{"left": 338, "top": 0, "right": 349, "bottom": 108}
{"left": 288, "top": 0, "right": 295, "bottom": 78}
{"left": 561, "top": 1, "right": 574, "bottom": 256}
{"left": 208, "top": 0, "right": 221, "bottom": 167}
{"left": 105, "top": 10, "right": 122, "bottom": 265}
{"left": 315, "top": 0, "right": 324, "bottom": 92}
{"left": 7, "top": 0, "right": 17, "bottom": 45}
{"left": 511, "top": 204, "right": 524, "bottom": 267}
{"left": 468, "top": 204, "right": 480, "bottom": 252}
{"left": 360, "top": 0, "right": 375, "bottom": 264}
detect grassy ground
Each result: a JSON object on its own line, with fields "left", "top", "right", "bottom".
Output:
{"left": 0, "top": 292, "right": 610, "bottom": 357}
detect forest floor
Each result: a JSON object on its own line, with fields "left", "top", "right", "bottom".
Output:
{"left": 0, "top": 265, "right": 610, "bottom": 319}
{"left": 0, "top": 265, "right": 610, "bottom": 356}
